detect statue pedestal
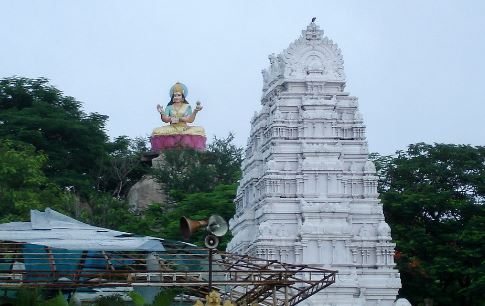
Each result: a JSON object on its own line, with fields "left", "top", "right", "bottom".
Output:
{"left": 150, "top": 134, "right": 206, "bottom": 151}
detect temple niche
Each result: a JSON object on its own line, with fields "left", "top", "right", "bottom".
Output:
{"left": 227, "top": 22, "right": 403, "bottom": 305}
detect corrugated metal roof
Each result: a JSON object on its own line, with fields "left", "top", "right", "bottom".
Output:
{"left": 0, "top": 208, "right": 165, "bottom": 252}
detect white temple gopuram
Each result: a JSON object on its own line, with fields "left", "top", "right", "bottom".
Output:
{"left": 227, "top": 22, "right": 402, "bottom": 305}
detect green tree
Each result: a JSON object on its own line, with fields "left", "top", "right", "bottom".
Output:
{"left": 93, "top": 294, "right": 126, "bottom": 306}
{"left": 153, "top": 134, "right": 242, "bottom": 201}
{"left": 98, "top": 136, "right": 150, "bottom": 198}
{"left": 71, "top": 191, "right": 139, "bottom": 231}
{"left": 152, "top": 184, "right": 237, "bottom": 249}
{"left": 147, "top": 135, "right": 243, "bottom": 248}
{"left": 0, "top": 77, "right": 152, "bottom": 230}
{"left": 206, "top": 133, "right": 243, "bottom": 184}
{"left": 0, "top": 77, "right": 110, "bottom": 195}
{"left": 152, "top": 148, "right": 216, "bottom": 201}
{"left": 373, "top": 143, "right": 485, "bottom": 306}
{"left": 0, "top": 140, "right": 68, "bottom": 222}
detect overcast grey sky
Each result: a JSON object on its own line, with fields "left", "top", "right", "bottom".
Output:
{"left": 1, "top": 0, "right": 484, "bottom": 155}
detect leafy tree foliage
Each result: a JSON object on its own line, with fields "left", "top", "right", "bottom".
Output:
{"left": 0, "top": 140, "right": 68, "bottom": 222}
{"left": 373, "top": 143, "right": 485, "bottom": 306}
{"left": 153, "top": 134, "right": 242, "bottom": 201}
{"left": 98, "top": 136, "right": 150, "bottom": 198}
{"left": 93, "top": 294, "right": 127, "bottom": 306}
{"left": 207, "top": 134, "right": 243, "bottom": 184}
{"left": 11, "top": 289, "right": 73, "bottom": 306}
{"left": 65, "top": 191, "right": 140, "bottom": 231}
{"left": 146, "top": 184, "right": 237, "bottom": 249}
{"left": 0, "top": 76, "right": 154, "bottom": 232}
{"left": 153, "top": 148, "right": 218, "bottom": 201}
{"left": 145, "top": 134, "right": 242, "bottom": 248}
{"left": 0, "top": 77, "right": 150, "bottom": 207}
{"left": 0, "top": 77, "right": 110, "bottom": 194}
{"left": 128, "top": 289, "right": 179, "bottom": 306}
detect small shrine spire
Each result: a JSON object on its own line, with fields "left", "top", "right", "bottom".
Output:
{"left": 304, "top": 18, "right": 323, "bottom": 41}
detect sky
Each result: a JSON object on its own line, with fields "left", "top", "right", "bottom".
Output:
{"left": 1, "top": 0, "right": 484, "bottom": 155}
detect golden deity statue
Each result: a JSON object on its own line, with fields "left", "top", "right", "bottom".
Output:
{"left": 150, "top": 82, "right": 206, "bottom": 151}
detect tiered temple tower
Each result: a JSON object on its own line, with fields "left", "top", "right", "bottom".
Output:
{"left": 227, "top": 22, "right": 402, "bottom": 305}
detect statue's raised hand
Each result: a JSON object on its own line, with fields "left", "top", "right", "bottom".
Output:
{"left": 156, "top": 104, "right": 164, "bottom": 114}
{"left": 195, "top": 101, "right": 203, "bottom": 112}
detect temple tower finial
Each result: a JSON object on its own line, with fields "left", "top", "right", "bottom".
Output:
{"left": 304, "top": 19, "right": 323, "bottom": 41}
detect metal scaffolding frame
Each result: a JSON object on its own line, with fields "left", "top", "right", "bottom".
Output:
{"left": 0, "top": 240, "right": 336, "bottom": 305}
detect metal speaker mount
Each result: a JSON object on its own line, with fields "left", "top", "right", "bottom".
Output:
{"left": 207, "top": 215, "right": 228, "bottom": 237}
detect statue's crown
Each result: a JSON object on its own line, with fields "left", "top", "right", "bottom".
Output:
{"left": 169, "top": 82, "right": 188, "bottom": 97}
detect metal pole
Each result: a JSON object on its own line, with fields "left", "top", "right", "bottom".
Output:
{"left": 209, "top": 248, "right": 213, "bottom": 291}
{"left": 284, "top": 284, "right": 289, "bottom": 306}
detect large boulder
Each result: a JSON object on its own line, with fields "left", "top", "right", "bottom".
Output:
{"left": 127, "top": 175, "right": 167, "bottom": 211}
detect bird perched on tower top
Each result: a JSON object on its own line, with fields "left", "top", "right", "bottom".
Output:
{"left": 312, "top": 17, "right": 316, "bottom": 22}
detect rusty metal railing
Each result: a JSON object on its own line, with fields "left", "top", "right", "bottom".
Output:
{"left": 0, "top": 240, "right": 336, "bottom": 305}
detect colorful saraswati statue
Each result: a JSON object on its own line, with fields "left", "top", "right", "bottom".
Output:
{"left": 151, "top": 82, "right": 206, "bottom": 151}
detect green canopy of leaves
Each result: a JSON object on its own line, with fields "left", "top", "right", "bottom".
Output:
{"left": 142, "top": 135, "right": 242, "bottom": 248}
{"left": 0, "top": 140, "right": 68, "bottom": 222}
{"left": 147, "top": 184, "right": 237, "bottom": 249}
{"left": 152, "top": 134, "right": 242, "bottom": 201}
{"left": 373, "top": 143, "right": 485, "bottom": 306}
{"left": 0, "top": 77, "right": 109, "bottom": 192}
{"left": 0, "top": 77, "right": 150, "bottom": 199}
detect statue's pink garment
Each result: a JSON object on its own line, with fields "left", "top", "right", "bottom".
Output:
{"left": 150, "top": 135, "right": 206, "bottom": 151}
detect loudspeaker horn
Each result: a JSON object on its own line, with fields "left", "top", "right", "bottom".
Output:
{"left": 204, "top": 234, "right": 219, "bottom": 249}
{"left": 180, "top": 217, "right": 208, "bottom": 240}
{"left": 207, "top": 215, "right": 228, "bottom": 237}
